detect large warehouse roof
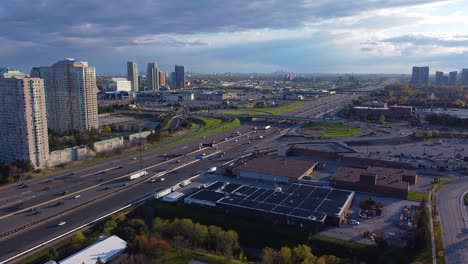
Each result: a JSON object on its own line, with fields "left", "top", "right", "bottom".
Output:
{"left": 233, "top": 156, "right": 317, "bottom": 179}
{"left": 218, "top": 184, "right": 353, "bottom": 221}
{"left": 59, "top": 235, "right": 127, "bottom": 264}
{"left": 186, "top": 182, "right": 354, "bottom": 223}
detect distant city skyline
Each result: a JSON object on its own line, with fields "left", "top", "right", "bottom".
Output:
{"left": 0, "top": 0, "right": 467, "bottom": 74}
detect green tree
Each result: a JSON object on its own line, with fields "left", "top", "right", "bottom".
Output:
{"left": 378, "top": 114, "right": 386, "bottom": 124}
{"left": 102, "top": 125, "right": 112, "bottom": 135}
{"left": 47, "top": 247, "right": 59, "bottom": 261}
{"left": 71, "top": 231, "right": 87, "bottom": 245}
{"left": 280, "top": 246, "right": 292, "bottom": 264}
{"left": 292, "top": 244, "right": 316, "bottom": 264}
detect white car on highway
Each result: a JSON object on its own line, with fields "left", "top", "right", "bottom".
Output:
{"left": 57, "top": 221, "right": 66, "bottom": 226}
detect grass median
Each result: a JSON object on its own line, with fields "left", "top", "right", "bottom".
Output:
{"left": 408, "top": 190, "right": 429, "bottom": 202}
{"left": 433, "top": 220, "right": 446, "bottom": 264}
{"left": 218, "top": 101, "right": 305, "bottom": 115}
{"left": 464, "top": 193, "right": 468, "bottom": 206}
{"left": 300, "top": 122, "right": 362, "bottom": 138}
{"left": 151, "top": 117, "right": 240, "bottom": 150}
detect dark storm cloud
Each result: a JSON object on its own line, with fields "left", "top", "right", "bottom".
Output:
{"left": 0, "top": 0, "right": 448, "bottom": 43}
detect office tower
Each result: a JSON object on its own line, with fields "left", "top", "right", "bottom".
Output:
{"left": 461, "top": 69, "right": 468, "bottom": 86}
{"left": 147, "top": 63, "right": 159, "bottom": 91}
{"left": 171, "top": 72, "right": 175, "bottom": 87}
{"left": 159, "top": 71, "right": 166, "bottom": 86}
{"left": 138, "top": 75, "right": 145, "bottom": 90}
{"left": 0, "top": 68, "right": 49, "bottom": 168}
{"left": 435, "top": 71, "right": 444, "bottom": 85}
{"left": 174, "top": 65, "right": 185, "bottom": 89}
{"left": 126, "top": 62, "right": 139, "bottom": 91}
{"left": 448, "top": 71, "right": 457, "bottom": 85}
{"left": 411, "top": 66, "right": 429, "bottom": 85}
{"left": 32, "top": 58, "right": 98, "bottom": 134}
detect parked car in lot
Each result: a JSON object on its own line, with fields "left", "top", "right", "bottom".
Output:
{"left": 350, "top": 219, "right": 360, "bottom": 225}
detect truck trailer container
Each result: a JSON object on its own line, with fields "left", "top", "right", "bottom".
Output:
{"left": 128, "top": 171, "right": 148, "bottom": 180}
{"left": 154, "top": 188, "right": 171, "bottom": 199}
{"left": 180, "top": 179, "right": 191, "bottom": 187}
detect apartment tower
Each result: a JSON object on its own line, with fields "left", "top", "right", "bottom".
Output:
{"left": 0, "top": 68, "right": 49, "bottom": 168}
{"left": 31, "top": 58, "right": 98, "bottom": 134}
{"left": 126, "top": 62, "right": 139, "bottom": 91}
{"left": 434, "top": 71, "right": 444, "bottom": 85}
{"left": 448, "top": 71, "right": 457, "bottom": 85}
{"left": 147, "top": 62, "right": 159, "bottom": 91}
{"left": 410, "top": 66, "right": 429, "bottom": 85}
{"left": 174, "top": 65, "right": 185, "bottom": 89}
{"left": 461, "top": 69, "right": 468, "bottom": 86}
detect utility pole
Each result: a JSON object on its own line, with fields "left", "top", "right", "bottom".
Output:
{"left": 139, "top": 136, "right": 143, "bottom": 170}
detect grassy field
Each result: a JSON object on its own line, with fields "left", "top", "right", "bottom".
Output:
{"left": 464, "top": 193, "right": 468, "bottom": 206}
{"left": 218, "top": 101, "right": 305, "bottom": 115}
{"left": 159, "top": 248, "right": 252, "bottom": 264}
{"left": 408, "top": 190, "right": 429, "bottom": 202}
{"left": 196, "top": 117, "right": 225, "bottom": 131}
{"left": 433, "top": 179, "right": 452, "bottom": 192}
{"left": 147, "top": 200, "right": 415, "bottom": 264}
{"left": 433, "top": 221, "right": 446, "bottom": 264}
{"left": 300, "top": 122, "right": 362, "bottom": 138}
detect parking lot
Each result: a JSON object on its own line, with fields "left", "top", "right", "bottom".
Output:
{"left": 320, "top": 193, "right": 419, "bottom": 246}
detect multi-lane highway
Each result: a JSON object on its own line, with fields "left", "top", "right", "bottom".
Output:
{"left": 0, "top": 121, "right": 290, "bottom": 262}
{"left": 0, "top": 92, "right": 364, "bottom": 263}
{"left": 437, "top": 178, "right": 468, "bottom": 264}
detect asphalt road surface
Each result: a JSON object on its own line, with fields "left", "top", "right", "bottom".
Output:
{"left": 0, "top": 124, "right": 286, "bottom": 263}
{"left": 0, "top": 91, "right": 367, "bottom": 263}
{"left": 437, "top": 177, "right": 468, "bottom": 264}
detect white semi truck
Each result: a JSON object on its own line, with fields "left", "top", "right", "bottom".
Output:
{"left": 128, "top": 170, "right": 148, "bottom": 180}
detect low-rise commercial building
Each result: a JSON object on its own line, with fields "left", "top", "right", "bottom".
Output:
{"left": 101, "top": 78, "right": 131, "bottom": 92}
{"left": 330, "top": 166, "right": 418, "bottom": 199}
{"left": 232, "top": 156, "right": 318, "bottom": 184}
{"left": 185, "top": 181, "right": 354, "bottom": 227}
{"left": 354, "top": 104, "right": 414, "bottom": 120}
{"left": 196, "top": 91, "right": 237, "bottom": 101}
{"left": 161, "top": 91, "right": 194, "bottom": 102}
{"left": 59, "top": 235, "right": 127, "bottom": 264}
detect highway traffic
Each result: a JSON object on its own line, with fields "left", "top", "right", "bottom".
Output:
{"left": 0, "top": 92, "right": 362, "bottom": 263}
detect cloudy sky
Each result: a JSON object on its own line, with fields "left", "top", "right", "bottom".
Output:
{"left": 1, "top": 0, "right": 467, "bottom": 74}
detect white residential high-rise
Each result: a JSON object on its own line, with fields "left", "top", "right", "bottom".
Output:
{"left": 31, "top": 58, "right": 98, "bottom": 134}
{"left": 147, "top": 62, "right": 159, "bottom": 91}
{"left": 0, "top": 68, "right": 49, "bottom": 168}
{"left": 127, "top": 61, "right": 139, "bottom": 91}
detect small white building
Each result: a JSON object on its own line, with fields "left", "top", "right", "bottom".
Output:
{"left": 163, "top": 191, "right": 184, "bottom": 202}
{"left": 59, "top": 235, "right": 127, "bottom": 264}
{"left": 102, "top": 78, "right": 132, "bottom": 92}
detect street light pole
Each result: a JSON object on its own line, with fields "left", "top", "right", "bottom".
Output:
{"left": 139, "top": 136, "right": 143, "bottom": 170}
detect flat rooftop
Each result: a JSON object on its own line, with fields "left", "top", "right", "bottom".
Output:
{"left": 332, "top": 167, "right": 415, "bottom": 190}
{"left": 218, "top": 183, "right": 354, "bottom": 221}
{"left": 233, "top": 156, "right": 317, "bottom": 179}
{"left": 291, "top": 142, "right": 355, "bottom": 153}
{"left": 59, "top": 235, "right": 127, "bottom": 264}
{"left": 186, "top": 189, "right": 226, "bottom": 203}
